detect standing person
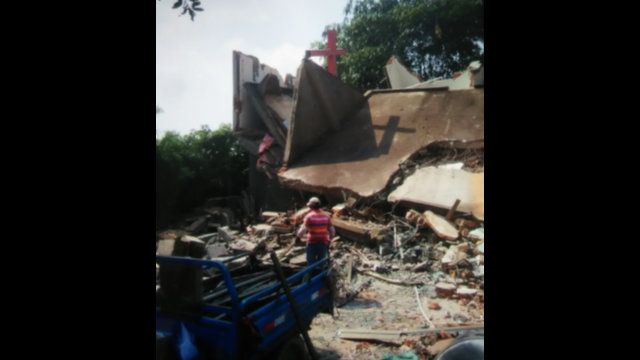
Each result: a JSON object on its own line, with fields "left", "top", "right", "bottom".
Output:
{"left": 296, "top": 197, "right": 335, "bottom": 266}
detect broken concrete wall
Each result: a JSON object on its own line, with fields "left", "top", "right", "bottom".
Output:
{"left": 231, "top": 51, "right": 483, "bottom": 216}
{"left": 232, "top": 51, "right": 301, "bottom": 214}
{"left": 448, "top": 61, "right": 484, "bottom": 90}
{"left": 385, "top": 57, "right": 484, "bottom": 91}
{"left": 280, "top": 88, "right": 484, "bottom": 197}
{"left": 232, "top": 51, "right": 294, "bottom": 153}
{"left": 243, "top": 82, "right": 287, "bottom": 148}
{"left": 388, "top": 165, "right": 484, "bottom": 219}
{"left": 284, "top": 59, "right": 366, "bottom": 166}
{"left": 248, "top": 153, "right": 307, "bottom": 213}
{"left": 384, "top": 56, "right": 423, "bottom": 89}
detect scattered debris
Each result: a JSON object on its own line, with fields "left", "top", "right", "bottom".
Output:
{"left": 158, "top": 195, "right": 485, "bottom": 359}
{"left": 414, "top": 286, "right": 435, "bottom": 328}
{"left": 332, "top": 217, "right": 386, "bottom": 243}
{"left": 455, "top": 287, "right": 478, "bottom": 299}
{"left": 405, "top": 209, "right": 425, "bottom": 227}
{"left": 229, "top": 239, "right": 257, "bottom": 253}
{"left": 332, "top": 203, "right": 347, "bottom": 217}
{"left": 441, "top": 247, "right": 459, "bottom": 265}
{"left": 206, "top": 242, "right": 229, "bottom": 259}
{"left": 474, "top": 241, "right": 484, "bottom": 255}
{"left": 157, "top": 50, "right": 484, "bottom": 360}
{"left": 445, "top": 199, "right": 461, "bottom": 221}
{"left": 357, "top": 268, "right": 424, "bottom": 286}
{"left": 157, "top": 239, "right": 176, "bottom": 256}
{"left": 218, "top": 226, "right": 238, "bottom": 242}
{"left": 261, "top": 211, "right": 283, "bottom": 222}
{"left": 411, "top": 260, "right": 430, "bottom": 272}
{"left": 337, "top": 329, "right": 403, "bottom": 345}
{"left": 337, "top": 279, "right": 372, "bottom": 308}
{"left": 469, "top": 228, "right": 484, "bottom": 242}
{"left": 455, "top": 218, "right": 478, "bottom": 229}
{"left": 427, "top": 338, "right": 455, "bottom": 357}
{"left": 337, "top": 325, "right": 484, "bottom": 345}
{"left": 422, "top": 211, "right": 459, "bottom": 241}
{"left": 435, "top": 283, "right": 457, "bottom": 298}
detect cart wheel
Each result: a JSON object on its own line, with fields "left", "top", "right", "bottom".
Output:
{"left": 277, "top": 335, "right": 309, "bottom": 360}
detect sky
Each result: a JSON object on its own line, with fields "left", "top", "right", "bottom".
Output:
{"left": 156, "top": 0, "right": 347, "bottom": 137}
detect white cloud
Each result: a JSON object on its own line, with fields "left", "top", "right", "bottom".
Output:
{"left": 252, "top": 43, "right": 307, "bottom": 77}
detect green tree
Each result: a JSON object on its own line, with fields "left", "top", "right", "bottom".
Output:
{"left": 316, "top": 0, "right": 483, "bottom": 92}
{"left": 156, "top": 124, "right": 248, "bottom": 229}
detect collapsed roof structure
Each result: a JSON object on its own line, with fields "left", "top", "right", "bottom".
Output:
{"left": 383, "top": 56, "right": 484, "bottom": 91}
{"left": 233, "top": 51, "right": 484, "bottom": 219}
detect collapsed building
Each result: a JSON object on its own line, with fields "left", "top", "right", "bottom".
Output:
{"left": 232, "top": 51, "right": 484, "bottom": 221}
{"left": 158, "top": 52, "right": 485, "bottom": 360}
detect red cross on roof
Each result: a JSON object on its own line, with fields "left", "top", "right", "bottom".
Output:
{"left": 305, "top": 30, "right": 347, "bottom": 76}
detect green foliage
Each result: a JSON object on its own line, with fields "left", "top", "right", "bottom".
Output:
{"left": 156, "top": 124, "right": 248, "bottom": 229}
{"left": 317, "top": 0, "right": 484, "bottom": 92}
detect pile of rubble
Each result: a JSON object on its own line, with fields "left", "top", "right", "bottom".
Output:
{"left": 156, "top": 194, "right": 484, "bottom": 359}
{"left": 157, "top": 201, "right": 483, "bottom": 284}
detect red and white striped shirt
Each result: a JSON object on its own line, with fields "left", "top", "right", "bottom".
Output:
{"left": 296, "top": 209, "right": 335, "bottom": 245}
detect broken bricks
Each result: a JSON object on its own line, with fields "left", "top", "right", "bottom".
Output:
{"left": 228, "top": 239, "right": 257, "bottom": 253}
{"left": 454, "top": 218, "right": 478, "bottom": 229}
{"left": 473, "top": 241, "right": 484, "bottom": 255}
{"left": 260, "top": 211, "right": 283, "bottom": 222}
{"left": 158, "top": 194, "right": 484, "bottom": 352}
{"left": 469, "top": 227, "right": 484, "bottom": 242}
{"left": 332, "top": 203, "right": 346, "bottom": 217}
{"left": 332, "top": 217, "right": 385, "bottom": 243}
{"left": 423, "top": 211, "right": 459, "bottom": 241}
{"left": 455, "top": 286, "right": 478, "bottom": 299}
{"left": 218, "top": 226, "right": 238, "bottom": 242}
{"left": 405, "top": 209, "right": 425, "bottom": 227}
{"left": 435, "top": 283, "right": 457, "bottom": 298}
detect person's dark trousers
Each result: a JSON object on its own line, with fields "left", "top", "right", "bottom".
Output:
{"left": 306, "top": 242, "right": 328, "bottom": 264}
{"left": 305, "top": 242, "right": 328, "bottom": 282}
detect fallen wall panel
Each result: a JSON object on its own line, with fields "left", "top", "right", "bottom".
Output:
{"left": 280, "top": 88, "right": 484, "bottom": 197}
{"left": 284, "top": 60, "right": 366, "bottom": 166}
{"left": 388, "top": 166, "right": 484, "bottom": 219}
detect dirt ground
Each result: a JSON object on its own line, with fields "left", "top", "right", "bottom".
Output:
{"left": 307, "top": 249, "right": 484, "bottom": 360}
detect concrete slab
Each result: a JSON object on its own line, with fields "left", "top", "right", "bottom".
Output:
{"left": 264, "top": 94, "right": 293, "bottom": 126}
{"left": 157, "top": 239, "right": 176, "bottom": 256}
{"left": 280, "top": 88, "right": 484, "bottom": 197}
{"left": 284, "top": 60, "right": 366, "bottom": 165}
{"left": 384, "top": 56, "right": 422, "bottom": 89}
{"left": 388, "top": 166, "right": 484, "bottom": 216}
{"left": 243, "top": 83, "right": 288, "bottom": 147}
{"left": 232, "top": 51, "right": 294, "bottom": 152}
